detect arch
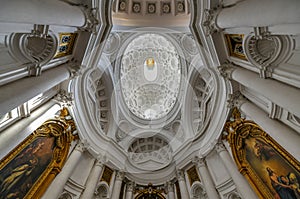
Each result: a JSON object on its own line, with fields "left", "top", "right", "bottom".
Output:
{"left": 190, "top": 182, "right": 207, "bottom": 199}
{"left": 58, "top": 192, "right": 73, "bottom": 199}
{"left": 183, "top": 65, "right": 216, "bottom": 137}
{"left": 227, "top": 191, "right": 242, "bottom": 199}
{"left": 95, "top": 182, "right": 110, "bottom": 199}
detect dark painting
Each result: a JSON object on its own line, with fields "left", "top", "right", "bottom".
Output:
{"left": 245, "top": 137, "right": 300, "bottom": 199}
{"left": 0, "top": 136, "right": 55, "bottom": 199}
{"left": 225, "top": 34, "right": 247, "bottom": 60}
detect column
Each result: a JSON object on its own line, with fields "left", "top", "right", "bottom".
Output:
{"left": 215, "top": 143, "right": 258, "bottom": 199}
{"left": 0, "top": 64, "right": 70, "bottom": 116}
{"left": 80, "top": 157, "right": 104, "bottom": 199}
{"left": 220, "top": 64, "right": 300, "bottom": 118}
{"left": 193, "top": 158, "right": 220, "bottom": 199}
{"left": 165, "top": 181, "right": 175, "bottom": 199}
{"left": 0, "top": 100, "right": 58, "bottom": 158}
{"left": 216, "top": 0, "right": 300, "bottom": 29}
{"left": 111, "top": 171, "right": 124, "bottom": 199}
{"left": 0, "top": 0, "right": 85, "bottom": 27}
{"left": 177, "top": 170, "right": 190, "bottom": 199}
{"left": 125, "top": 181, "right": 134, "bottom": 199}
{"left": 239, "top": 100, "right": 300, "bottom": 160}
{"left": 42, "top": 141, "right": 86, "bottom": 199}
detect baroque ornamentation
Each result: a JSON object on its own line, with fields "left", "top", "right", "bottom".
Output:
{"left": 223, "top": 107, "right": 300, "bottom": 199}
{"left": 177, "top": 1, "right": 185, "bottom": 13}
{"left": 132, "top": 2, "right": 141, "bottom": 13}
{"left": 147, "top": 3, "right": 156, "bottom": 14}
{"left": 226, "top": 92, "right": 246, "bottom": 109}
{"left": 116, "top": 171, "right": 125, "bottom": 181}
{"left": 80, "top": 7, "right": 99, "bottom": 33}
{"left": 202, "top": 7, "right": 222, "bottom": 36}
{"left": 128, "top": 136, "right": 172, "bottom": 171}
{"left": 103, "top": 32, "right": 120, "bottom": 54}
{"left": 165, "top": 181, "right": 174, "bottom": 193}
{"left": 55, "top": 90, "right": 74, "bottom": 107}
{"left": 58, "top": 192, "right": 73, "bottom": 199}
{"left": 0, "top": 107, "right": 76, "bottom": 199}
{"left": 177, "top": 170, "right": 185, "bottom": 181}
{"left": 126, "top": 181, "right": 135, "bottom": 192}
{"left": 120, "top": 33, "right": 181, "bottom": 120}
{"left": 244, "top": 33, "right": 293, "bottom": 78}
{"left": 162, "top": 3, "right": 171, "bottom": 14}
{"left": 217, "top": 61, "right": 236, "bottom": 79}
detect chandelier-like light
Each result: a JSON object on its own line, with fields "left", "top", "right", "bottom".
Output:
{"left": 146, "top": 58, "right": 155, "bottom": 68}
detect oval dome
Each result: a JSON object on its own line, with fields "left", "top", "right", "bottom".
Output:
{"left": 120, "top": 34, "right": 181, "bottom": 120}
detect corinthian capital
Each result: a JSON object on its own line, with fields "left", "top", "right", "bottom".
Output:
{"left": 75, "top": 139, "right": 90, "bottom": 152}
{"left": 126, "top": 181, "right": 135, "bottom": 192}
{"left": 203, "top": 7, "right": 222, "bottom": 36}
{"left": 54, "top": 90, "right": 74, "bottom": 107}
{"left": 80, "top": 7, "right": 99, "bottom": 33}
{"left": 176, "top": 170, "right": 185, "bottom": 181}
{"left": 215, "top": 142, "right": 226, "bottom": 153}
{"left": 116, "top": 171, "right": 125, "bottom": 181}
{"left": 217, "top": 62, "right": 236, "bottom": 79}
{"left": 165, "top": 181, "right": 174, "bottom": 193}
{"left": 226, "top": 93, "right": 247, "bottom": 109}
{"left": 192, "top": 156, "right": 206, "bottom": 168}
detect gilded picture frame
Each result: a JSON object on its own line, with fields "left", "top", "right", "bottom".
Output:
{"left": 54, "top": 32, "right": 77, "bottom": 59}
{"left": 0, "top": 108, "right": 75, "bottom": 199}
{"left": 225, "top": 34, "right": 248, "bottom": 61}
{"left": 225, "top": 108, "right": 300, "bottom": 199}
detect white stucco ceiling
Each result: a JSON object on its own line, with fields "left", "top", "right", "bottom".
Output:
{"left": 120, "top": 33, "right": 181, "bottom": 120}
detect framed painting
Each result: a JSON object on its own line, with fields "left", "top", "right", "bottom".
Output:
{"left": 224, "top": 108, "right": 300, "bottom": 199}
{"left": 54, "top": 33, "right": 77, "bottom": 59}
{"left": 0, "top": 108, "right": 75, "bottom": 199}
{"left": 225, "top": 34, "right": 248, "bottom": 61}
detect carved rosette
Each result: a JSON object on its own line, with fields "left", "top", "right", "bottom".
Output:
{"left": 54, "top": 90, "right": 74, "bottom": 107}
{"left": 243, "top": 34, "right": 293, "bottom": 78}
{"left": 80, "top": 7, "right": 99, "bottom": 33}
